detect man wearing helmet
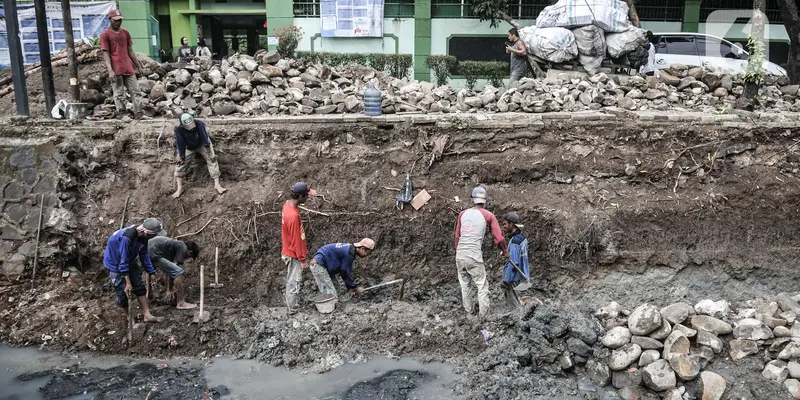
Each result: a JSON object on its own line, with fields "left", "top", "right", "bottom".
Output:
{"left": 454, "top": 186, "right": 508, "bottom": 320}
{"left": 172, "top": 113, "right": 227, "bottom": 198}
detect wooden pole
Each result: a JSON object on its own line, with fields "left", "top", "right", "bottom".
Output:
{"left": 214, "top": 247, "right": 219, "bottom": 285}
{"left": 33, "top": 0, "right": 56, "bottom": 114}
{"left": 198, "top": 264, "right": 204, "bottom": 323}
{"left": 120, "top": 194, "right": 131, "bottom": 229}
{"left": 60, "top": 0, "right": 80, "bottom": 101}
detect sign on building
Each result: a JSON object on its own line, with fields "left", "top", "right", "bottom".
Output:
{"left": 320, "top": 0, "right": 384, "bottom": 38}
{"left": 0, "top": 1, "right": 115, "bottom": 67}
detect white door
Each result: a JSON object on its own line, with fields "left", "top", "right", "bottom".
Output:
{"left": 654, "top": 35, "right": 701, "bottom": 70}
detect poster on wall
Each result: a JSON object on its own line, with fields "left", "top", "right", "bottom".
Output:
{"left": 0, "top": 1, "right": 114, "bottom": 67}
{"left": 320, "top": 0, "right": 384, "bottom": 38}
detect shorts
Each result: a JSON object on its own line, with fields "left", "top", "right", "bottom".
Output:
{"left": 152, "top": 257, "right": 184, "bottom": 278}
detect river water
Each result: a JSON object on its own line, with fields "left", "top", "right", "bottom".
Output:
{"left": 0, "top": 345, "right": 459, "bottom": 399}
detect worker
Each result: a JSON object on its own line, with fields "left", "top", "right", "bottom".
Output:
{"left": 640, "top": 31, "right": 657, "bottom": 77}
{"left": 101, "top": 9, "right": 144, "bottom": 118}
{"left": 506, "top": 27, "right": 527, "bottom": 85}
{"left": 172, "top": 113, "right": 227, "bottom": 198}
{"left": 454, "top": 186, "right": 508, "bottom": 320}
{"left": 104, "top": 218, "right": 165, "bottom": 322}
{"left": 310, "top": 239, "right": 375, "bottom": 303}
{"left": 282, "top": 182, "right": 316, "bottom": 314}
{"left": 148, "top": 236, "right": 200, "bottom": 310}
{"left": 502, "top": 212, "right": 530, "bottom": 310}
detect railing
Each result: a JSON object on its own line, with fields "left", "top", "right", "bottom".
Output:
{"left": 700, "top": 0, "right": 782, "bottom": 23}
{"left": 637, "top": 5, "right": 684, "bottom": 22}
{"left": 293, "top": 0, "right": 320, "bottom": 17}
{"left": 293, "top": 0, "right": 415, "bottom": 18}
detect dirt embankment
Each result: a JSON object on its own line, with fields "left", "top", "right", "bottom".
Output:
{"left": 2, "top": 113, "right": 800, "bottom": 398}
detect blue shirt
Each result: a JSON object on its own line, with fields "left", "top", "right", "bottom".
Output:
{"left": 504, "top": 230, "right": 530, "bottom": 283}
{"left": 312, "top": 243, "right": 358, "bottom": 288}
{"left": 103, "top": 225, "right": 155, "bottom": 275}
{"left": 174, "top": 120, "right": 212, "bottom": 159}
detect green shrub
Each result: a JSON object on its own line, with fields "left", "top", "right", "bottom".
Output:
{"left": 458, "top": 61, "right": 509, "bottom": 90}
{"left": 274, "top": 25, "right": 303, "bottom": 58}
{"left": 294, "top": 51, "right": 413, "bottom": 79}
{"left": 425, "top": 55, "right": 458, "bottom": 86}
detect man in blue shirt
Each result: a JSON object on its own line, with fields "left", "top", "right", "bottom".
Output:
{"left": 104, "top": 218, "right": 165, "bottom": 322}
{"left": 309, "top": 238, "right": 375, "bottom": 308}
{"left": 172, "top": 113, "right": 226, "bottom": 198}
{"left": 502, "top": 212, "right": 530, "bottom": 310}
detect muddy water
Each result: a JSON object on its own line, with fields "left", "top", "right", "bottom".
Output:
{"left": 0, "top": 345, "right": 459, "bottom": 399}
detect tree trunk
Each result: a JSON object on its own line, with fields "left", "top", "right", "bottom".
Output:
{"left": 777, "top": 0, "right": 800, "bottom": 84}
{"left": 497, "top": 10, "right": 521, "bottom": 29}
{"left": 737, "top": 0, "right": 766, "bottom": 110}
{"left": 625, "top": 0, "right": 641, "bottom": 28}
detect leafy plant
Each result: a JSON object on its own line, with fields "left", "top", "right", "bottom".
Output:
{"left": 387, "top": 53, "right": 413, "bottom": 79}
{"left": 459, "top": 61, "right": 482, "bottom": 90}
{"left": 425, "top": 55, "right": 458, "bottom": 86}
{"left": 294, "top": 51, "right": 413, "bottom": 78}
{"left": 743, "top": 34, "right": 766, "bottom": 86}
{"left": 274, "top": 25, "right": 303, "bottom": 58}
{"left": 458, "top": 60, "right": 510, "bottom": 90}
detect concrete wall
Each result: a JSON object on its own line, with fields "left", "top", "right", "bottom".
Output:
{"left": 197, "top": 0, "right": 265, "bottom": 11}
{"left": 293, "top": 17, "right": 415, "bottom": 55}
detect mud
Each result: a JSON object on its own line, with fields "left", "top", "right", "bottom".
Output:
{"left": 3, "top": 113, "right": 800, "bottom": 398}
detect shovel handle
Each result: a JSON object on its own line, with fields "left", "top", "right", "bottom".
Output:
{"left": 506, "top": 258, "right": 529, "bottom": 280}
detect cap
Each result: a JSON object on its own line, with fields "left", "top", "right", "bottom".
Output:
{"left": 503, "top": 212, "right": 524, "bottom": 228}
{"left": 180, "top": 113, "right": 196, "bottom": 130}
{"left": 291, "top": 182, "right": 317, "bottom": 196}
{"left": 141, "top": 218, "right": 167, "bottom": 236}
{"left": 471, "top": 186, "right": 487, "bottom": 204}
{"left": 354, "top": 238, "right": 376, "bottom": 250}
{"left": 108, "top": 9, "right": 123, "bottom": 20}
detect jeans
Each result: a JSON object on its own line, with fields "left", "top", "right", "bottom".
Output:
{"left": 109, "top": 262, "right": 145, "bottom": 308}
{"left": 112, "top": 74, "right": 141, "bottom": 114}
{"left": 282, "top": 255, "right": 302, "bottom": 313}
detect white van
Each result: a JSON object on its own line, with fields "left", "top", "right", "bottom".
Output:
{"left": 652, "top": 32, "right": 787, "bottom": 76}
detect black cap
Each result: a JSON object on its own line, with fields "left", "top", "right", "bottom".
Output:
{"left": 504, "top": 212, "right": 524, "bottom": 228}
{"left": 291, "top": 182, "right": 317, "bottom": 196}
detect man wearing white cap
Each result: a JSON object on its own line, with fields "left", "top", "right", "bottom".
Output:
{"left": 101, "top": 9, "right": 143, "bottom": 118}
{"left": 173, "top": 113, "right": 226, "bottom": 198}
{"left": 308, "top": 239, "right": 375, "bottom": 308}
{"left": 454, "top": 186, "right": 508, "bottom": 320}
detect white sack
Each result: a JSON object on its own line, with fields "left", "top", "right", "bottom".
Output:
{"left": 536, "top": 0, "right": 632, "bottom": 33}
{"left": 520, "top": 26, "right": 579, "bottom": 64}
{"left": 606, "top": 26, "right": 647, "bottom": 58}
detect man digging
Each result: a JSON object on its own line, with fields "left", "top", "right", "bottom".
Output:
{"left": 282, "top": 182, "right": 316, "bottom": 314}
{"left": 502, "top": 212, "right": 530, "bottom": 310}
{"left": 172, "top": 113, "right": 227, "bottom": 198}
{"left": 104, "top": 218, "right": 164, "bottom": 322}
{"left": 309, "top": 239, "right": 376, "bottom": 308}
{"left": 148, "top": 236, "right": 200, "bottom": 310}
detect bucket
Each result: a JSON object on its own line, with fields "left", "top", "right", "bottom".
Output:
{"left": 314, "top": 293, "right": 337, "bottom": 314}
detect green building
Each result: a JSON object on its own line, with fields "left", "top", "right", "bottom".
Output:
{"left": 120, "top": 0, "right": 793, "bottom": 82}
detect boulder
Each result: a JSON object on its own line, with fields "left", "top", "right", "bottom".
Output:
{"left": 642, "top": 359, "right": 676, "bottom": 391}
{"left": 315, "top": 105, "right": 337, "bottom": 114}
{"left": 786, "top": 379, "right": 800, "bottom": 400}
{"left": 262, "top": 51, "right": 281, "bottom": 65}
{"left": 729, "top": 339, "right": 758, "bottom": 360}
{"left": 696, "top": 330, "right": 723, "bottom": 354}
{"left": 643, "top": 89, "right": 666, "bottom": 100}
{"left": 776, "top": 326, "right": 792, "bottom": 337}
{"left": 570, "top": 318, "right": 598, "bottom": 346}
{"left": 212, "top": 103, "right": 236, "bottom": 116}
{"left": 612, "top": 369, "right": 642, "bottom": 389}
{"left": 631, "top": 336, "right": 663, "bottom": 350}
{"left": 596, "top": 302, "right": 624, "bottom": 319}
{"left": 662, "top": 331, "right": 690, "bottom": 360}
{"left": 567, "top": 337, "right": 593, "bottom": 358}
{"left": 639, "top": 349, "right": 661, "bottom": 367}
{"left": 344, "top": 95, "right": 360, "bottom": 112}
{"left": 700, "top": 371, "right": 726, "bottom": 400}
{"left": 200, "top": 83, "right": 214, "bottom": 93}
{"left": 733, "top": 318, "right": 773, "bottom": 340}
{"left": 587, "top": 358, "right": 611, "bottom": 386}
{"left": 763, "top": 360, "right": 789, "bottom": 382}
{"left": 781, "top": 85, "right": 800, "bottom": 96}
{"left": 609, "top": 343, "right": 643, "bottom": 371}
{"left": 789, "top": 361, "right": 800, "bottom": 379}
{"left": 629, "top": 304, "right": 663, "bottom": 335}
{"left": 778, "top": 341, "right": 800, "bottom": 360}
{"left": 668, "top": 354, "right": 700, "bottom": 381}
{"left": 677, "top": 76, "right": 696, "bottom": 90}
{"left": 243, "top": 58, "right": 258, "bottom": 72}
{"left": 702, "top": 73, "right": 722, "bottom": 90}
{"left": 672, "top": 324, "right": 697, "bottom": 338}
{"left": 659, "top": 71, "right": 681, "bottom": 86}
{"left": 660, "top": 303, "right": 693, "bottom": 325}
{"left": 300, "top": 73, "right": 322, "bottom": 87}
{"left": 687, "top": 67, "right": 704, "bottom": 79}
{"left": 713, "top": 88, "right": 728, "bottom": 98}
{"left": 602, "top": 327, "right": 633, "bottom": 349}
{"left": 287, "top": 88, "right": 304, "bottom": 102}
{"left": 694, "top": 299, "right": 729, "bottom": 318}
{"left": 150, "top": 83, "right": 167, "bottom": 101}
{"left": 691, "top": 316, "right": 732, "bottom": 335}
{"left": 649, "top": 320, "right": 672, "bottom": 340}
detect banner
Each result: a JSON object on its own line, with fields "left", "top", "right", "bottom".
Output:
{"left": 320, "top": 0, "right": 384, "bottom": 38}
{"left": 0, "top": 1, "right": 115, "bottom": 67}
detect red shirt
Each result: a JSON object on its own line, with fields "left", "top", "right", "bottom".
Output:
{"left": 100, "top": 28, "right": 136, "bottom": 76}
{"left": 281, "top": 201, "right": 307, "bottom": 261}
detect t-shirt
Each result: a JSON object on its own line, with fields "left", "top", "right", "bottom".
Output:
{"left": 178, "top": 45, "right": 194, "bottom": 60}
{"left": 312, "top": 243, "right": 358, "bottom": 288}
{"left": 147, "top": 236, "right": 188, "bottom": 263}
{"left": 640, "top": 42, "right": 656, "bottom": 74}
{"left": 100, "top": 28, "right": 135, "bottom": 76}
{"left": 174, "top": 119, "right": 212, "bottom": 159}
{"left": 281, "top": 202, "right": 307, "bottom": 261}
{"left": 454, "top": 207, "right": 507, "bottom": 262}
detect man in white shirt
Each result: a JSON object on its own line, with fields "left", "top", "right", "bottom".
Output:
{"left": 640, "top": 31, "right": 657, "bottom": 77}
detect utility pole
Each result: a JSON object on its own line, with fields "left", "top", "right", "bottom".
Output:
{"left": 33, "top": 0, "right": 56, "bottom": 114}
{"left": 60, "top": 0, "right": 80, "bottom": 101}
{"left": 3, "top": 0, "right": 29, "bottom": 115}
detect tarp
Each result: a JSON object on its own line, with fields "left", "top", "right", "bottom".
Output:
{"left": 320, "top": 0, "right": 384, "bottom": 38}
{"left": 536, "top": 0, "right": 631, "bottom": 33}
{"left": 0, "top": 1, "right": 114, "bottom": 67}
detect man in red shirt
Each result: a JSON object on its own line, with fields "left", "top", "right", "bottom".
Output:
{"left": 101, "top": 9, "right": 143, "bottom": 118}
{"left": 282, "top": 182, "right": 317, "bottom": 314}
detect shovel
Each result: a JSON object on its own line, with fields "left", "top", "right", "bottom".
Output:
{"left": 507, "top": 259, "right": 531, "bottom": 291}
{"left": 362, "top": 279, "right": 405, "bottom": 300}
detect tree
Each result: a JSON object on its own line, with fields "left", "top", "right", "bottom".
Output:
{"left": 776, "top": 0, "right": 800, "bottom": 84}
{"left": 736, "top": 0, "right": 767, "bottom": 110}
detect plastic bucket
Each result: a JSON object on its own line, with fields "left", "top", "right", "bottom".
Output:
{"left": 314, "top": 293, "right": 337, "bottom": 314}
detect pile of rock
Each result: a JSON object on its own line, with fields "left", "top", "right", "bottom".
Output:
{"left": 83, "top": 52, "right": 800, "bottom": 119}
{"left": 587, "top": 294, "right": 800, "bottom": 400}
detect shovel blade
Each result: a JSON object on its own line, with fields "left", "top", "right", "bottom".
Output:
{"left": 514, "top": 280, "right": 532, "bottom": 291}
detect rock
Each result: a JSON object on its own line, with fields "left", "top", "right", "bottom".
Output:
{"left": 677, "top": 77, "right": 696, "bottom": 90}
{"left": 212, "top": 103, "right": 236, "bottom": 116}
{"left": 639, "top": 350, "right": 661, "bottom": 367}
{"left": 700, "top": 371, "right": 726, "bottom": 400}
{"left": 672, "top": 324, "right": 696, "bottom": 338}
{"left": 660, "top": 303, "right": 693, "bottom": 325}
{"left": 603, "top": 327, "right": 633, "bottom": 349}
{"left": 609, "top": 344, "right": 642, "bottom": 371}
{"left": 659, "top": 71, "right": 680, "bottom": 86}
{"left": 702, "top": 73, "right": 722, "bottom": 90}
{"left": 479, "top": 92, "right": 496, "bottom": 105}
{"left": 631, "top": 336, "right": 663, "bottom": 350}
{"left": 776, "top": 326, "right": 792, "bottom": 337}
{"left": 612, "top": 368, "right": 642, "bottom": 389}
{"left": 617, "top": 386, "right": 649, "bottom": 400}
{"left": 763, "top": 360, "right": 789, "bottom": 382}
{"left": 662, "top": 331, "right": 689, "bottom": 359}
{"left": 150, "top": 83, "right": 166, "bottom": 101}
{"left": 174, "top": 69, "right": 192, "bottom": 86}
{"left": 781, "top": 85, "right": 800, "bottom": 96}
{"left": 733, "top": 318, "right": 773, "bottom": 340}
{"left": 286, "top": 69, "right": 301, "bottom": 78}
{"left": 225, "top": 74, "right": 238, "bottom": 91}
{"left": 696, "top": 330, "right": 723, "bottom": 354}
{"left": 694, "top": 300, "right": 729, "bottom": 318}
{"left": 464, "top": 96, "right": 484, "bottom": 108}
{"left": 778, "top": 341, "right": 800, "bottom": 360}
{"left": 300, "top": 73, "right": 321, "bottom": 87}
{"left": 344, "top": 95, "right": 360, "bottom": 112}
{"left": 663, "top": 387, "right": 684, "bottom": 400}
{"left": 262, "top": 51, "right": 280, "bottom": 65}
{"left": 789, "top": 361, "right": 800, "bottom": 379}
{"left": 571, "top": 318, "right": 598, "bottom": 346}
{"left": 668, "top": 354, "right": 700, "bottom": 381}
{"left": 596, "top": 302, "right": 624, "bottom": 319}
{"left": 729, "top": 339, "right": 759, "bottom": 360}
{"left": 588, "top": 358, "right": 612, "bottom": 386}
{"left": 262, "top": 65, "right": 283, "bottom": 78}
{"left": 642, "top": 359, "right": 676, "bottom": 391}
{"left": 579, "top": 92, "right": 593, "bottom": 105}
{"left": 692, "top": 346, "right": 715, "bottom": 370}
{"left": 559, "top": 353, "right": 574, "bottom": 370}
{"left": 629, "top": 304, "right": 663, "bottom": 335}
{"left": 315, "top": 105, "right": 337, "bottom": 114}
{"left": 567, "top": 337, "right": 593, "bottom": 358}
{"left": 286, "top": 88, "right": 304, "bottom": 102}
{"left": 625, "top": 88, "right": 643, "bottom": 99}
{"left": 243, "top": 59, "right": 258, "bottom": 72}
{"left": 778, "top": 293, "right": 800, "bottom": 315}
{"left": 618, "top": 96, "right": 636, "bottom": 110}
{"left": 200, "top": 83, "right": 214, "bottom": 93}
{"left": 643, "top": 89, "right": 665, "bottom": 100}
{"left": 687, "top": 67, "right": 704, "bottom": 80}
{"left": 3, "top": 253, "right": 26, "bottom": 277}
{"left": 713, "top": 87, "right": 728, "bottom": 97}
{"left": 649, "top": 320, "right": 671, "bottom": 340}
{"left": 691, "top": 316, "right": 732, "bottom": 335}
{"left": 181, "top": 96, "right": 197, "bottom": 109}
{"left": 786, "top": 379, "right": 800, "bottom": 399}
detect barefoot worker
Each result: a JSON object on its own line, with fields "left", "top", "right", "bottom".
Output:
{"left": 309, "top": 239, "right": 376, "bottom": 305}
{"left": 502, "top": 212, "right": 530, "bottom": 310}
{"left": 172, "top": 113, "right": 227, "bottom": 198}
{"left": 454, "top": 186, "right": 508, "bottom": 320}
{"left": 104, "top": 218, "right": 164, "bottom": 322}
{"left": 147, "top": 236, "right": 200, "bottom": 310}
{"left": 282, "top": 182, "right": 316, "bottom": 314}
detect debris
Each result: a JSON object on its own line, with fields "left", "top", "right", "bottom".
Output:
{"left": 410, "top": 189, "right": 431, "bottom": 210}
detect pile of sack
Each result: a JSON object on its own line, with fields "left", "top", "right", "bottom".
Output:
{"left": 519, "top": 0, "right": 647, "bottom": 75}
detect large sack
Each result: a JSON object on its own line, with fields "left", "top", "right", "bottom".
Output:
{"left": 536, "top": 0, "right": 632, "bottom": 33}
{"left": 606, "top": 26, "right": 647, "bottom": 58}
{"left": 573, "top": 25, "right": 606, "bottom": 75}
{"left": 521, "top": 26, "right": 579, "bottom": 64}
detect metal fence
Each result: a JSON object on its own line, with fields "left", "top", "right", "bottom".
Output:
{"left": 699, "top": 0, "right": 783, "bottom": 22}
{"left": 293, "top": 1, "right": 320, "bottom": 17}
{"left": 293, "top": 0, "right": 415, "bottom": 18}
{"left": 637, "top": 0, "right": 684, "bottom": 22}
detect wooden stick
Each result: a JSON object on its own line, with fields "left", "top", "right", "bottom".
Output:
{"left": 175, "top": 217, "right": 215, "bottom": 239}
{"left": 253, "top": 210, "right": 259, "bottom": 244}
{"left": 120, "top": 194, "right": 131, "bottom": 230}
{"left": 127, "top": 294, "right": 133, "bottom": 348}
{"left": 30, "top": 195, "right": 44, "bottom": 289}
{"left": 199, "top": 265, "right": 205, "bottom": 324}
{"left": 214, "top": 247, "right": 219, "bottom": 285}
{"left": 299, "top": 206, "right": 330, "bottom": 216}
{"left": 175, "top": 211, "right": 206, "bottom": 227}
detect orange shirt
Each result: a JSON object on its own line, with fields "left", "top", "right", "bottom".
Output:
{"left": 281, "top": 201, "right": 307, "bottom": 261}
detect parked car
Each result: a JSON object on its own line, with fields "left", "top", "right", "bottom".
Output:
{"left": 652, "top": 32, "right": 787, "bottom": 76}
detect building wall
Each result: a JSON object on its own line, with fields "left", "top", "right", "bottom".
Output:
{"left": 293, "top": 17, "right": 415, "bottom": 54}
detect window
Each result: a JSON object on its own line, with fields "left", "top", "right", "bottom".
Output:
{"left": 696, "top": 36, "right": 739, "bottom": 58}
{"left": 662, "top": 35, "right": 698, "bottom": 56}
{"left": 294, "top": 0, "right": 320, "bottom": 17}
{"left": 449, "top": 36, "right": 509, "bottom": 62}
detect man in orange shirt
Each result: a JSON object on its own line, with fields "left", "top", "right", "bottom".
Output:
{"left": 282, "top": 182, "right": 317, "bottom": 314}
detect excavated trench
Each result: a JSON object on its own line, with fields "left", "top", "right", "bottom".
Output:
{"left": 2, "top": 113, "right": 800, "bottom": 398}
